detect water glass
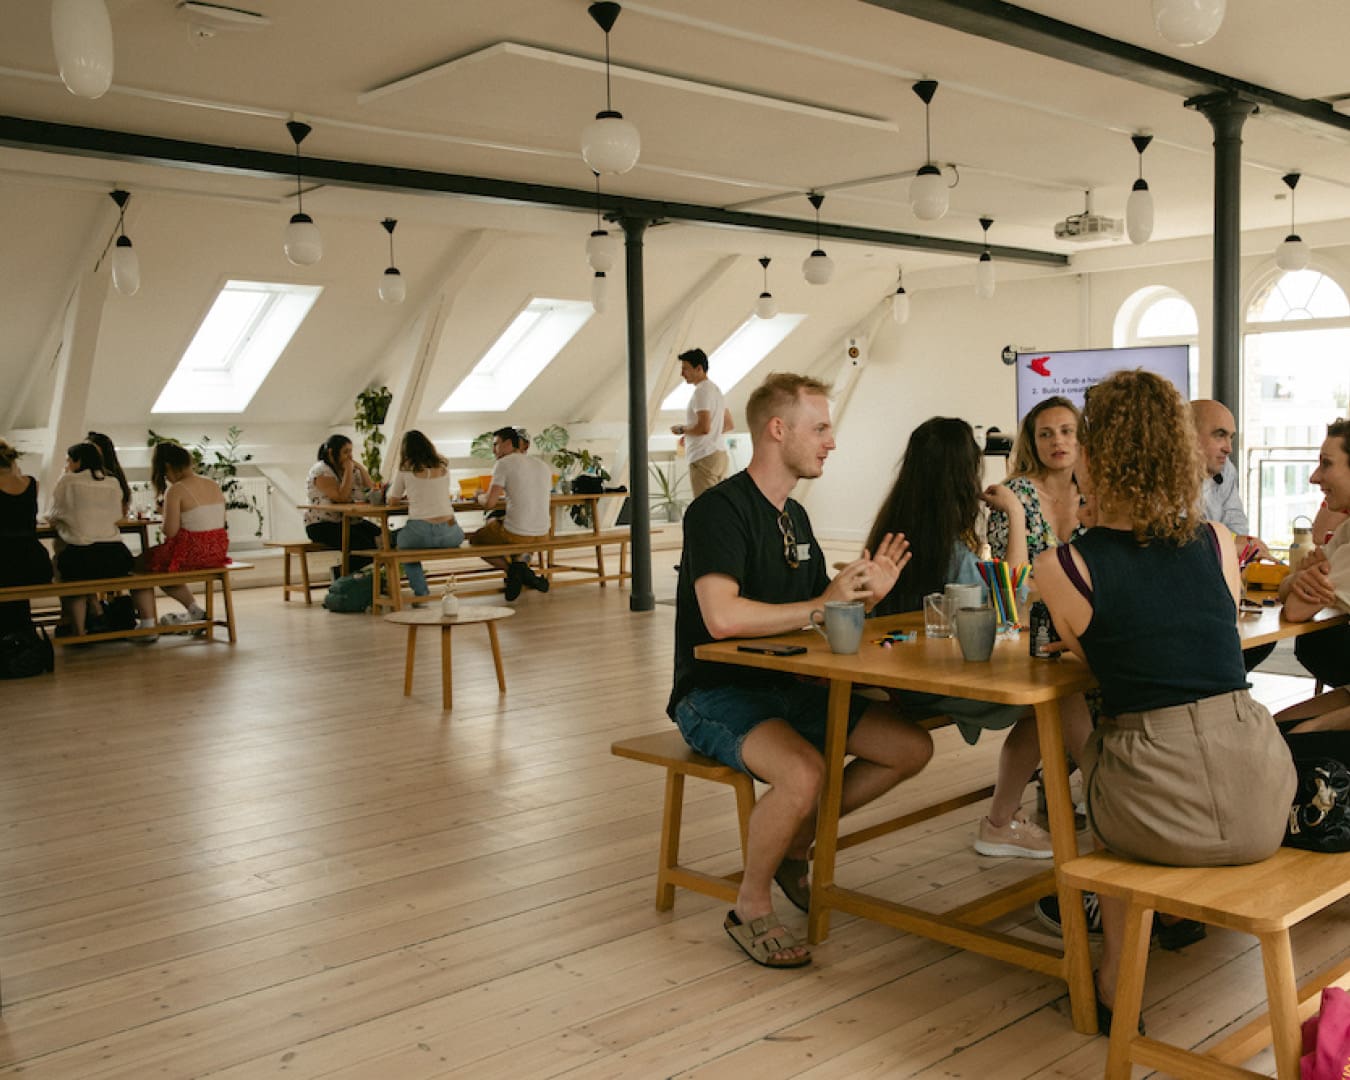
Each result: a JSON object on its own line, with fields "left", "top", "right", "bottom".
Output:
{"left": 924, "top": 593, "right": 955, "bottom": 638}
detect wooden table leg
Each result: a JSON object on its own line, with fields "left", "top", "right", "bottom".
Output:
{"left": 807, "top": 678, "right": 853, "bottom": 945}
{"left": 439, "top": 624, "right": 453, "bottom": 711}
{"left": 592, "top": 501, "right": 606, "bottom": 586}
{"left": 1105, "top": 902, "right": 1153, "bottom": 1078}
{"left": 340, "top": 514, "right": 352, "bottom": 577}
{"left": 486, "top": 622, "right": 506, "bottom": 692}
{"left": 1037, "top": 697, "right": 1098, "bottom": 1035}
{"left": 1260, "top": 929, "right": 1304, "bottom": 1080}
{"left": 220, "top": 574, "right": 236, "bottom": 643}
{"left": 403, "top": 626, "right": 417, "bottom": 697}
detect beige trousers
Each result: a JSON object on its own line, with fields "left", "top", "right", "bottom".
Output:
{"left": 688, "top": 451, "right": 729, "bottom": 499}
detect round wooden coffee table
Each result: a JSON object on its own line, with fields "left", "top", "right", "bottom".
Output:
{"left": 383, "top": 605, "right": 514, "bottom": 711}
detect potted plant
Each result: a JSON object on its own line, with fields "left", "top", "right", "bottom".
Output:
{"left": 354, "top": 385, "right": 393, "bottom": 482}
{"left": 146, "top": 426, "right": 264, "bottom": 536}
{"left": 649, "top": 461, "right": 688, "bottom": 522}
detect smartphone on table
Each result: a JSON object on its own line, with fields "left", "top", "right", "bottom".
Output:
{"left": 737, "top": 643, "right": 807, "bottom": 656}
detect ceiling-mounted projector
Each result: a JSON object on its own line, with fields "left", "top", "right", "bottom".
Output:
{"left": 176, "top": 1, "right": 271, "bottom": 31}
{"left": 1053, "top": 189, "right": 1123, "bottom": 243}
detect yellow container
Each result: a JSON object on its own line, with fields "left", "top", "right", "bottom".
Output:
{"left": 457, "top": 478, "right": 480, "bottom": 498}
{"left": 1243, "top": 561, "right": 1290, "bottom": 592}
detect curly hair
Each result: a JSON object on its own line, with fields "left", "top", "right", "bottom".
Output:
{"left": 1081, "top": 370, "right": 1202, "bottom": 544}
{"left": 1008, "top": 396, "right": 1081, "bottom": 478}
{"left": 865, "top": 417, "right": 982, "bottom": 616}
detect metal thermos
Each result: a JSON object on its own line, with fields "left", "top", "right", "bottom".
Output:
{"left": 1288, "top": 515, "right": 1314, "bottom": 573}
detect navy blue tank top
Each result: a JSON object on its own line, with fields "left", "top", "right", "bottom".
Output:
{"left": 1065, "top": 525, "right": 1247, "bottom": 716}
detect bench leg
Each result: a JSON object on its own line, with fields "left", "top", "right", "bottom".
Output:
{"left": 299, "top": 550, "right": 313, "bottom": 605}
{"left": 204, "top": 579, "right": 216, "bottom": 642}
{"left": 1259, "top": 929, "right": 1302, "bottom": 1080}
{"left": 403, "top": 625, "right": 417, "bottom": 696}
{"left": 221, "top": 575, "right": 237, "bottom": 644}
{"left": 282, "top": 550, "right": 293, "bottom": 602}
{"left": 732, "top": 774, "right": 756, "bottom": 862}
{"left": 439, "top": 625, "right": 453, "bottom": 711}
{"left": 486, "top": 622, "right": 506, "bottom": 693}
{"left": 657, "top": 769, "right": 685, "bottom": 911}
{"left": 1105, "top": 902, "right": 1153, "bottom": 1079}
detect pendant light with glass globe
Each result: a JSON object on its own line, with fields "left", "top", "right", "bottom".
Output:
{"left": 1275, "top": 173, "right": 1310, "bottom": 272}
{"left": 378, "top": 218, "right": 406, "bottom": 304}
{"left": 108, "top": 189, "right": 139, "bottom": 296}
{"left": 51, "top": 0, "right": 114, "bottom": 99}
{"left": 1151, "top": 0, "right": 1225, "bottom": 47}
{"left": 975, "top": 217, "right": 996, "bottom": 299}
{"left": 801, "top": 193, "right": 834, "bottom": 286}
{"left": 586, "top": 173, "right": 621, "bottom": 273}
{"left": 891, "top": 268, "right": 910, "bottom": 324}
{"left": 580, "top": 3, "right": 640, "bottom": 176}
{"left": 910, "top": 80, "right": 949, "bottom": 222}
{"left": 283, "top": 121, "right": 322, "bottom": 267}
{"left": 1125, "top": 133, "right": 1154, "bottom": 245}
{"left": 754, "top": 257, "right": 778, "bottom": 319}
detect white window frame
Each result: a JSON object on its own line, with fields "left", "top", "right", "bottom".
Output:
{"left": 662, "top": 312, "right": 806, "bottom": 412}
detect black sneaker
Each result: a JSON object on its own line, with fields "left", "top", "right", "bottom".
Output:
{"left": 503, "top": 561, "right": 525, "bottom": 601}
{"left": 1153, "top": 914, "right": 1206, "bottom": 950}
{"left": 530, "top": 569, "right": 550, "bottom": 593}
{"left": 1035, "top": 892, "right": 1103, "bottom": 939}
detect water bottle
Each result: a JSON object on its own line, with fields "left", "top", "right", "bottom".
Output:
{"left": 1289, "top": 515, "right": 1313, "bottom": 572}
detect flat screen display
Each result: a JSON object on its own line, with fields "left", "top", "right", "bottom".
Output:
{"left": 1015, "top": 345, "right": 1190, "bottom": 420}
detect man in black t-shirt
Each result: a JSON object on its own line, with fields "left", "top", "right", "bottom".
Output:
{"left": 669, "top": 372, "right": 933, "bottom": 969}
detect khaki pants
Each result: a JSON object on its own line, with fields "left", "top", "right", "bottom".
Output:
{"left": 688, "top": 451, "right": 728, "bottom": 498}
{"left": 468, "top": 519, "right": 547, "bottom": 548}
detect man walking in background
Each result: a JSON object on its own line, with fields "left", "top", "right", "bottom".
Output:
{"left": 672, "top": 348, "right": 734, "bottom": 499}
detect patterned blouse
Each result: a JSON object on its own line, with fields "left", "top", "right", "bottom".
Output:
{"left": 987, "top": 475, "right": 1085, "bottom": 563}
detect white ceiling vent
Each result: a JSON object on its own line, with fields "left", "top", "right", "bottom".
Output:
{"left": 176, "top": 2, "right": 271, "bottom": 37}
{"left": 1053, "top": 190, "right": 1122, "bottom": 243}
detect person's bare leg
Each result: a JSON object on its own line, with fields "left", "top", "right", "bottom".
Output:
{"left": 160, "top": 583, "right": 196, "bottom": 611}
{"left": 1276, "top": 688, "right": 1350, "bottom": 733}
{"left": 132, "top": 587, "right": 156, "bottom": 621}
{"left": 988, "top": 714, "right": 1040, "bottom": 826}
{"left": 62, "top": 595, "right": 87, "bottom": 634}
{"left": 737, "top": 719, "right": 825, "bottom": 962}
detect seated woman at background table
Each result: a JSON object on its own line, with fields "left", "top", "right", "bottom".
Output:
{"left": 866, "top": 416, "right": 1090, "bottom": 860}
{"left": 85, "top": 431, "right": 132, "bottom": 517}
{"left": 305, "top": 434, "right": 381, "bottom": 573}
{"left": 987, "top": 396, "right": 1084, "bottom": 563}
{"left": 135, "top": 441, "right": 228, "bottom": 625}
{"left": 48, "top": 441, "right": 156, "bottom": 638}
{"left": 386, "top": 430, "right": 464, "bottom": 601}
{"left": 1034, "top": 370, "right": 1296, "bottom": 1034}
{"left": 0, "top": 437, "right": 54, "bottom": 635}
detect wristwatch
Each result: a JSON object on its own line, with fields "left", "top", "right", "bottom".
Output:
{"left": 674, "top": 425, "right": 685, "bottom": 435}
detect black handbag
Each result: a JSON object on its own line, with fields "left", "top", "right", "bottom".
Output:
{"left": 0, "top": 626, "right": 55, "bottom": 679}
{"left": 1284, "top": 755, "right": 1350, "bottom": 853}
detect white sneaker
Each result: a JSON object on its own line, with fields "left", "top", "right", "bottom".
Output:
{"left": 159, "top": 611, "right": 193, "bottom": 626}
{"left": 974, "top": 813, "right": 1054, "bottom": 859}
{"left": 132, "top": 618, "right": 159, "bottom": 644}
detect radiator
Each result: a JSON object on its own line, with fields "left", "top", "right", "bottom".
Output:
{"left": 225, "top": 476, "right": 273, "bottom": 546}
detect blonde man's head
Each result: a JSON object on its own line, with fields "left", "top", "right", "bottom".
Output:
{"left": 745, "top": 372, "right": 833, "bottom": 442}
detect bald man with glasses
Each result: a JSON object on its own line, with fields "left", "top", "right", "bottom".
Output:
{"left": 667, "top": 371, "right": 933, "bottom": 970}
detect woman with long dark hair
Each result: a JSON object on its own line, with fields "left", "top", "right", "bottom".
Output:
{"left": 1034, "top": 370, "right": 1295, "bottom": 1032}
{"left": 85, "top": 431, "right": 132, "bottom": 516}
{"left": 305, "top": 434, "right": 380, "bottom": 573}
{"left": 866, "top": 418, "right": 1089, "bottom": 859}
{"left": 987, "top": 396, "right": 1083, "bottom": 563}
{"left": 386, "top": 430, "right": 464, "bottom": 599}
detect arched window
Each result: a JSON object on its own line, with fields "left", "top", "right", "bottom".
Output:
{"left": 1113, "top": 285, "right": 1200, "bottom": 393}
{"left": 1243, "top": 268, "right": 1350, "bottom": 546}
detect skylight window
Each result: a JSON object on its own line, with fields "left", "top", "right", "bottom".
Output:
{"left": 662, "top": 313, "right": 806, "bottom": 411}
{"left": 152, "top": 280, "right": 321, "bottom": 413}
{"left": 440, "top": 298, "right": 594, "bottom": 412}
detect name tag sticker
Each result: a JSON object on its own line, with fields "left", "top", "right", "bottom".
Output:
{"left": 795, "top": 543, "right": 812, "bottom": 561}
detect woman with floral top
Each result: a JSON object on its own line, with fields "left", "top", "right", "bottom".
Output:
{"left": 987, "top": 395, "right": 1084, "bottom": 563}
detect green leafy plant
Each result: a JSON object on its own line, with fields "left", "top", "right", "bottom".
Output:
{"left": 146, "top": 426, "right": 264, "bottom": 536}
{"left": 354, "top": 385, "right": 393, "bottom": 481}
{"left": 649, "top": 461, "right": 687, "bottom": 521}
{"left": 470, "top": 431, "right": 496, "bottom": 460}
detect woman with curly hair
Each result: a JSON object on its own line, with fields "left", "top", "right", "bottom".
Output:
{"left": 987, "top": 395, "right": 1084, "bottom": 564}
{"left": 1033, "top": 370, "right": 1296, "bottom": 1033}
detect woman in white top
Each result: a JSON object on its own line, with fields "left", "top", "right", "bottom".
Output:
{"left": 305, "top": 434, "right": 381, "bottom": 573}
{"left": 387, "top": 430, "right": 464, "bottom": 598}
{"left": 136, "top": 442, "right": 228, "bottom": 625}
{"left": 48, "top": 441, "right": 155, "bottom": 637}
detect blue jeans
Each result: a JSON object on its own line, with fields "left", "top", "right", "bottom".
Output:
{"left": 396, "top": 518, "right": 465, "bottom": 595}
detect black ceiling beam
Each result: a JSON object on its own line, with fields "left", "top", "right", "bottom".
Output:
{"left": 861, "top": 0, "right": 1350, "bottom": 141}
{"left": 0, "top": 114, "right": 1067, "bottom": 267}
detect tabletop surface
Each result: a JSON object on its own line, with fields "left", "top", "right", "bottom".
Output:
{"left": 695, "top": 605, "right": 1348, "bottom": 706}
{"left": 383, "top": 605, "right": 515, "bottom": 627}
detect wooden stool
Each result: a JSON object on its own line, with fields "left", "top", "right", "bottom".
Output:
{"left": 611, "top": 730, "right": 756, "bottom": 910}
{"left": 265, "top": 541, "right": 328, "bottom": 604}
{"left": 1061, "top": 847, "right": 1350, "bottom": 1079}
{"left": 383, "top": 605, "right": 514, "bottom": 711}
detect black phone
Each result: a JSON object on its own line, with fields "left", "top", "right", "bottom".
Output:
{"left": 737, "top": 643, "right": 807, "bottom": 656}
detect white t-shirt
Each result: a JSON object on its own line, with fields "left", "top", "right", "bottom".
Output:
{"left": 304, "top": 461, "right": 341, "bottom": 526}
{"left": 48, "top": 470, "right": 123, "bottom": 546}
{"left": 491, "top": 453, "right": 552, "bottom": 537}
{"left": 387, "top": 470, "right": 455, "bottom": 521}
{"left": 1324, "top": 518, "right": 1350, "bottom": 613}
{"left": 685, "top": 378, "right": 726, "bottom": 464}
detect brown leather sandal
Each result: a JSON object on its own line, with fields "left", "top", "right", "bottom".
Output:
{"left": 723, "top": 910, "right": 811, "bottom": 968}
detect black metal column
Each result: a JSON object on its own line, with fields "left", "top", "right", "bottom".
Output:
{"left": 1189, "top": 93, "right": 1255, "bottom": 412}
{"left": 620, "top": 215, "right": 654, "bottom": 613}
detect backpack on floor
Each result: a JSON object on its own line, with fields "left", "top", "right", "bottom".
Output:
{"left": 323, "top": 569, "right": 373, "bottom": 613}
{"left": 0, "top": 625, "right": 55, "bottom": 679}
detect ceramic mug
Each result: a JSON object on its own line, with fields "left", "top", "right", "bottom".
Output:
{"left": 956, "top": 605, "right": 997, "bottom": 662}
{"left": 809, "top": 600, "right": 865, "bottom": 654}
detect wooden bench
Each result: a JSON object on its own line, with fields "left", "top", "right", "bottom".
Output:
{"left": 358, "top": 529, "right": 631, "bottom": 612}
{"left": 264, "top": 540, "right": 329, "bottom": 604}
{"left": 611, "top": 715, "right": 976, "bottom": 912}
{"left": 1060, "top": 847, "right": 1350, "bottom": 1079}
{"left": 0, "top": 563, "right": 251, "bottom": 648}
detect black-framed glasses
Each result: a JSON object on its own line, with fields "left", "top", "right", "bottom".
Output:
{"left": 777, "top": 510, "right": 799, "bottom": 569}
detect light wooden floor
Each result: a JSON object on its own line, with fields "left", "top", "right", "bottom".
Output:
{"left": 1, "top": 560, "right": 1346, "bottom": 1079}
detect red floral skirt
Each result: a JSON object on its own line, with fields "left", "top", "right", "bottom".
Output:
{"left": 145, "top": 528, "right": 230, "bottom": 572}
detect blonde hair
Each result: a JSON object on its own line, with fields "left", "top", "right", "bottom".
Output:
{"left": 0, "top": 438, "right": 18, "bottom": 470}
{"left": 1009, "top": 395, "right": 1081, "bottom": 478}
{"left": 745, "top": 372, "right": 832, "bottom": 439}
{"left": 1082, "top": 370, "right": 1202, "bottom": 544}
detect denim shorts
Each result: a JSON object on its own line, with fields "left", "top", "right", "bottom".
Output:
{"left": 672, "top": 680, "right": 869, "bottom": 775}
